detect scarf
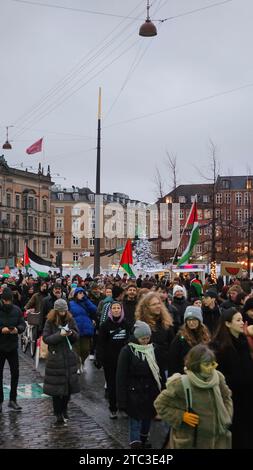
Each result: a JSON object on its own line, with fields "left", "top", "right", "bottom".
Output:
{"left": 128, "top": 342, "right": 161, "bottom": 391}
{"left": 186, "top": 369, "right": 232, "bottom": 434}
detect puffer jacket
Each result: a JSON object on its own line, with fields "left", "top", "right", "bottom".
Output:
{"left": 69, "top": 298, "right": 96, "bottom": 337}
{"left": 43, "top": 317, "right": 80, "bottom": 396}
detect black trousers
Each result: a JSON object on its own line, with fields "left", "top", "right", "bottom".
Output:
{"left": 103, "top": 365, "right": 117, "bottom": 412}
{"left": 0, "top": 349, "right": 19, "bottom": 403}
{"left": 52, "top": 394, "right": 70, "bottom": 416}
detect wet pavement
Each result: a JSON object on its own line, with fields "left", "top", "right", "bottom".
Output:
{"left": 0, "top": 349, "right": 167, "bottom": 449}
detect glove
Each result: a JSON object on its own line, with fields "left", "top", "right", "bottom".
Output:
{"left": 94, "top": 360, "right": 102, "bottom": 369}
{"left": 182, "top": 412, "right": 199, "bottom": 427}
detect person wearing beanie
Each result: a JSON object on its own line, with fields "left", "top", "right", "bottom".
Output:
{"left": 168, "top": 305, "right": 210, "bottom": 376}
{"left": 96, "top": 301, "right": 130, "bottom": 419}
{"left": 68, "top": 287, "right": 97, "bottom": 373}
{"left": 42, "top": 297, "right": 80, "bottom": 426}
{"left": 154, "top": 344, "right": 233, "bottom": 449}
{"left": 116, "top": 320, "right": 164, "bottom": 449}
{"left": 210, "top": 307, "right": 253, "bottom": 449}
{"left": 171, "top": 285, "right": 190, "bottom": 333}
{"left": 0, "top": 288, "right": 26, "bottom": 413}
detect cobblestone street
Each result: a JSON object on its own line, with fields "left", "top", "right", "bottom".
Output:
{"left": 0, "top": 352, "right": 120, "bottom": 449}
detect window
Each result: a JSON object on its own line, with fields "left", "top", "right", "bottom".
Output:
{"left": 56, "top": 218, "right": 63, "bottom": 229}
{"left": 15, "top": 214, "right": 19, "bottom": 226}
{"left": 199, "top": 228, "right": 202, "bottom": 235}
{"left": 43, "top": 199, "right": 47, "bottom": 212}
{"left": 235, "top": 192, "right": 242, "bottom": 205}
{"left": 72, "top": 236, "right": 80, "bottom": 246}
{"left": 203, "top": 195, "right": 210, "bottom": 203}
{"left": 33, "top": 240, "right": 37, "bottom": 253}
{"left": 28, "top": 216, "right": 33, "bottom": 231}
{"left": 179, "top": 196, "right": 186, "bottom": 203}
{"left": 23, "top": 215, "right": 27, "bottom": 230}
{"left": 42, "top": 240, "right": 47, "bottom": 255}
{"left": 204, "top": 209, "right": 211, "bottom": 219}
{"left": 73, "top": 252, "right": 79, "bottom": 262}
{"left": 244, "top": 192, "right": 251, "bottom": 205}
{"left": 88, "top": 194, "right": 95, "bottom": 202}
{"left": 180, "top": 209, "right": 184, "bottom": 220}
{"left": 34, "top": 218, "right": 38, "bottom": 230}
{"left": 165, "top": 196, "right": 172, "bottom": 204}
{"left": 224, "top": 193, "right": 231, "bottom": 204}
{"left": 215, "top": 209, "right": 222, "bottom": 219}
{"left": 34, "top": 198, "right": 37, "bottom": 211}
{"left": 222, "top": 179, "right": 230, "bottom": 189}
{"left": 15, "top": 194, "right": 20, "bottom": 209}
{"left": 196, "top": 244, "right": 202, "bottom": 254}
{"left": 236, "top": 209, "right": 242, "bottom": 221}
{"left": 191, "top": 196, "right": 196, "bottom": 203}
{"left": 73, "top": 193, "right": 79, "bottom": 201}
{"left": 58, "top": 193, "right": 64, "bottom": 201}
{"left": 28, "top": 197, "right": 34, "bottom": 210}
{"left": 215, "top": 193, "right": 222, "bottom": 204}
{"left": 197, "top": 209, "right": 202, "bottom": 220}
{"left": 72, "top": 207, "right": 81, "bottom": 216}
{"left": 6, "top": 193, "right": 11, "bottom": 208}
{"left": 246, "top": 179, "right": 252, "bottom": 189}
{"left": 204, "top": 226, "right": 210, "bottom": 235}
{"left": 55, "top": 235, "right": 63, "bottom": 246}
{"left": 42, "top": 218, "right": 47, "bottom": 232}
{"left": 23, "top": 195, "right": 28, "bottom": 209}
{"left": 244, "top": 209, "right": 249, "bottom": 221}
{"left": 89, "top": 237, "right": 95, "bottom": 247}
{"left": 55, "top": 207, "right": 64, "bottom": 215}
{"left": 6, "top": 213, "right": 11, "bottom": 227}
{"left": 72, "top": 218, "right": 80, "bottom": 232}
{"left": 225, "top": 209, "right": 231, "bottom": 221}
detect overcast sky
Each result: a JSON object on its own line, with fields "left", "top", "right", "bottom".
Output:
{"left": 1, "top": 0, "right": 253, "bottom": 202}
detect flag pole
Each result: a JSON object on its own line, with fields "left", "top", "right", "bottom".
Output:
{"left": 94, "top": 88, "right": 102, "bottom": 277}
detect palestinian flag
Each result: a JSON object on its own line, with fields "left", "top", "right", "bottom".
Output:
{"left": 24, "top": 245, "right": 54, "bottom": 278}
{"left": 177, "top": 197, "right": 199, "bottom": 266}
{"left": 120, "top": 240, "right": 135, "bottom": 277}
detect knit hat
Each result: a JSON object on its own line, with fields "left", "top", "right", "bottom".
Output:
{"left": 184, "top": 306, "right": 203, "bottom": 323}
{"left": 133, "top": 320, "right": 151, "bottom": 339}
{"left": 1, "top": 287, "right": 13, "bottom": 302}
{"left": 204, "top": 289, "right": 218, "bottom": 299}
{"left": 54, "top": 299, "right": 68, "bottom": 312}
{"left": 173, "top": 285, "right": 185, "bottom": 296}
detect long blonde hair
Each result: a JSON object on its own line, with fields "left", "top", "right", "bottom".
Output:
{"left": 47, "top": 309, "right": 73, "bottom": 326}
{"left": 135, "top": 292, "right": 173, "bottom": 330}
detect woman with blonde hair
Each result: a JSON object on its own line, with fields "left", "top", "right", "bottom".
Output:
{"left": 135, "top": 292, "right": 174, "bottom": 377}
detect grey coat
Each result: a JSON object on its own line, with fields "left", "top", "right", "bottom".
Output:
{"left": 43, "top": 317, "right": 80, "bottom": 397}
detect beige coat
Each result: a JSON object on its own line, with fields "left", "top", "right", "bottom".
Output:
{"left": 154, "top": 371, "right": 233, "bottom": 449}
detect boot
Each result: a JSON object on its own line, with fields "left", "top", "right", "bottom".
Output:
{"left": 130, "top": 441, "right": 142, "bottom": 449}
{"left": 140, "top": 433, "right": 152, "bottom": 449}
{"left": 8, "top": 401, "right": 22, "bottom": 411}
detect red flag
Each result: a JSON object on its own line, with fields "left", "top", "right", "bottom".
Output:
{"left": 120, "top": 240, "right": 135, "bottom": 277}
{"left": 26, "top": 138, "right": 43, "bottom": 155}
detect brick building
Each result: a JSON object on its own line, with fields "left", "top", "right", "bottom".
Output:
{"left": 155, "top": 175, "right": 253, "bottom": 267}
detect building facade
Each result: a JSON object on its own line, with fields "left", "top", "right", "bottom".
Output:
{"left": 155, "top": 176, "right": 253, "bottom": 268}
{"left": 0, "top": 155, "right": 53, "bottom": 267}
{"left": 50, "top": 185, "right": 150, "bottom": 271}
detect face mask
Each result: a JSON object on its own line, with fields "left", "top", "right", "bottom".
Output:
{"left": 200, "top": 361, "right": 218, "bottom": 377}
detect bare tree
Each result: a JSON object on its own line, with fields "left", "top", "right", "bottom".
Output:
{"left": 153, "top": 166, "right": 165, "bottom": 199}
{"left": 166, "top": 151, "right": 178, "bottom": 195}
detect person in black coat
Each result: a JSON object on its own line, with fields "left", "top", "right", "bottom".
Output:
{"left": 40, "top": 284, "right": 66, "bottom": 332}
{"left": 123, "top": 284, "right": 138, "bottom": 333}
{"left": 168, "top": 306, "right": 210, "bottom": 376}
{"left": 210, "top": 307, "right": 253, "bottom": 449}
{"left": 201, "top": 290, "right": 221, "bottom": 336}
{"left": 96, "top": 301, "right": 129, "bottom": 418}
{"left": 43, "top": 298, "right": 80, "bottom": 426}
{"left": 116, "top": 320, "right": 164, "bottom": 449}
{"left": 0, "top": 288, "right": 26, "bottom": 412}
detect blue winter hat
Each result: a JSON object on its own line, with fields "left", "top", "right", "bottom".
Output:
{"left": 74, "top": 287, "right": 85, "bottom": 296}
{"left": 184, "top": 306, "right": 203, "bottom": 323}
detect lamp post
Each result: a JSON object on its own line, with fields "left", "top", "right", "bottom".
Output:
{"left": 139, "top": 0, "right": 157, "bottom": 37}
{"left": 94, "top": 88, "right": 102, "bottom": 277}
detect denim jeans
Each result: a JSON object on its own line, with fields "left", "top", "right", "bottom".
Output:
{"left": 129, "top": 417, "right": 151, "bottom": 444}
